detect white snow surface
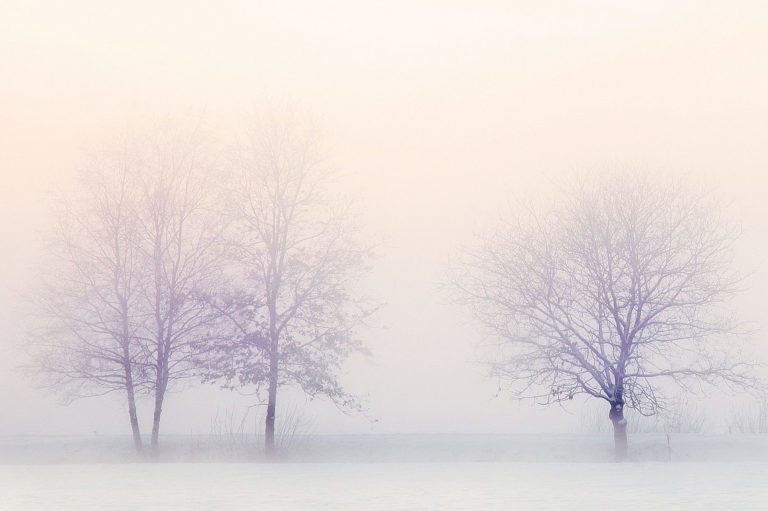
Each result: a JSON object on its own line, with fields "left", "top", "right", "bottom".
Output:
{"left": 2, "top": 435, "right": 768, "bottom": 510}
{"left": 1, "top": 461, "right": 766, "bottom": 510}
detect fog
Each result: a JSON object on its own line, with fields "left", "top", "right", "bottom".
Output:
{"left": 2, "top": 0, "right": 768, "bottom": 445}
{"left": 7, "top": 2, "right": 768, "bottom": 510}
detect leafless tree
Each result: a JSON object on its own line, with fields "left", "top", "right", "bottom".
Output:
{"left": 31, "top": 153, "right": 148, "bottom": 451}
{"left": 130, "top": 128, "right": 226, "bottom": 449}
{"left": 32, "top": 124, "right": 225, "bottom": 451}
{"left": 729, "top": 393, "right": 768, "bottom": 434}
{"left": 452, "top": 172, "right": 756, "bottom": 459}
{"left": 203, "top": 117, "right": 372, "bottom": 455}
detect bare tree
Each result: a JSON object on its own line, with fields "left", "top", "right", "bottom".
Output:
{"left": 203, "top": 117, "right": 372, "bottom": 455}
{"left": 32, "top": 124, "right": 225, "bottom": 451}
{"left": 452, "top": 172, "right": 755, "bottom": 459}
{"left": 31, "top": 153, "right": 147, "bottom": 451}
{"left": 130, "top": 128, "right": 226, "bottom": 449}
{"left": 729, "top": 393, "right": 768, "bottom": 434}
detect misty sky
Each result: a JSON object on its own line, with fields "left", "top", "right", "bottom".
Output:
{"left": 2, "top": 0, "right": 768, "bottom": 436}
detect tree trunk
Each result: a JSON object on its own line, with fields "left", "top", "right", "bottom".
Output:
{"left": 609, "top": 402, "right": 628, "bottom": 461}
{"left": 121, "top": 345, "right": 142, "bottom": 452}
{"left": 150, "top": 326, "right": 167, "bottom": 450}
{"left": 151, "top": 355, "right": 166, "bottom": 450}
{"left": 264, "top": 352, "right": 279, "bottom": 457}
{"left": 151, "top": 382, "right": 165, "bottom": 450}
{"left": 119, "top": 301, "right": 142, "bottom": 452}
{"left": 125, "top": 375, "right": 142, "bottom": 452}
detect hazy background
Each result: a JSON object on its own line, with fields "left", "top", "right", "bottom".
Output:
{"left": 1, "top": 0, "right": 767, "bottom": 437}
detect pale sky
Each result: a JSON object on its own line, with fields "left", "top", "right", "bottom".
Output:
{"left": 1, "top": 0, "right": 768, "bottom": 436}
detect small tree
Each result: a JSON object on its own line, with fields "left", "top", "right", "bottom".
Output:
{"left": 32, "top": 154, "right": 147, "bottom": 450}
{"left": 729, "top": 393, "right": 768, "bottom": 434}
{"left": 204, "top": 117, "right": 371, "bottom": 455}
{"left": 452, "top": 172, "right": 755, "bottom": 459}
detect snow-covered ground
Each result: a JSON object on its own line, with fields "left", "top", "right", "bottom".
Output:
{"left": 2, "top": 435, "right": 768, "bottom": 510}
{"left": 2, "top": 461, "right": 767, "bottom": 510}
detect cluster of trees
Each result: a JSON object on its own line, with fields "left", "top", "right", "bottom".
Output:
{"left": 32, "top": 115, "right": 756, "bottom": 462}
{"left": 31, "top": 118, "right": 371, "bottom": 454}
